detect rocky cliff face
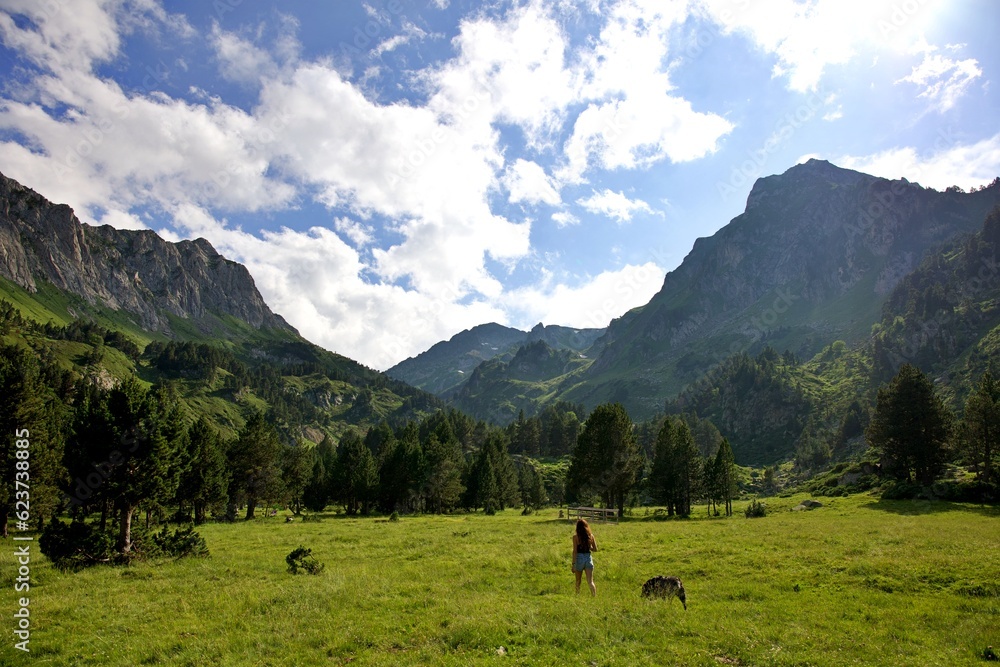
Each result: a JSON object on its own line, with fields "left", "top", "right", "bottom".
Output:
{"left": 0, "top": 172, "right": 292, "bottom": 335}
{"left": 570, "top": 160, "right": 1000, "bottom": 417}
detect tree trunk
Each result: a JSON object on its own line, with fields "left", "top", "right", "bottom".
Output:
{"left": 194, "top": 502, "right": 205, "bottom": 525}
{"left": 117, "top": 503, "right": 136, "bottom": 554}
{"left": 245, "top": 496, "right": 257, "bottom": 520}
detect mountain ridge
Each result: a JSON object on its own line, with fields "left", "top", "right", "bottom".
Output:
{"left": 0, "top": 171, "right": 441, "bottom": 442}
{"left": 0, "top": 172, "right": 292, "bottom": 337}
{"left": 397, "top": 159, "right": 1000, "bottom": 425}
{"left": 386, "top": 321, "right": 603, "bottom": 396}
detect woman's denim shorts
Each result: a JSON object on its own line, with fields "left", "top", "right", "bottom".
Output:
{"left": 574, "top": 552, "right": 594, "bottom": 571}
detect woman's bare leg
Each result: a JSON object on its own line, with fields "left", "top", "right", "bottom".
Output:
{"left": 585, "top": 568, "right": 596, "bottom": 596}
{"left": 574, "top": 569, "right": 583, "bottom": 594}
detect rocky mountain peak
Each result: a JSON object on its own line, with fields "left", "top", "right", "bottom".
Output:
{"left": 0, "top": 171, "right": 293, "bottom": 336}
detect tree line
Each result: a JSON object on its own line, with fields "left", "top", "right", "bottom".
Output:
{"left": 3, "top": 337, "right": 999, "bottom": 566}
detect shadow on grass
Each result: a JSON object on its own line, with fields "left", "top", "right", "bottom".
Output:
{"left": 860, "top": 498, "right": 1000, "bottom": 517}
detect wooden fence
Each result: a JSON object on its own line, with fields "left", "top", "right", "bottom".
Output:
{"left": 565, "top": 506, "right": 618, "bottom": 524}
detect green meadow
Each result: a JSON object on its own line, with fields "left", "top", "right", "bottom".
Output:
{"left": 2, "top": 494, "right": 998, "bottom": 666}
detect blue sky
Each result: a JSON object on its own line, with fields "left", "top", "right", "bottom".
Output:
{"left": 1, "top": 0, "right": 998, "bottom": 369}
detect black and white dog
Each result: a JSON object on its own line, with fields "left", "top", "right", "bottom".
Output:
{"left": 641, "top": 576, "right": 687, "bottom": 610}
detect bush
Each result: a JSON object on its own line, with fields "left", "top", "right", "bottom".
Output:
{"left": 744, "top": 498, "right": 767, "bottom": 518}
{"left": 39, "top": 520, "right": 115, "bottom": 569}
{"left": 151, "top": 525, "right": 209, "bottom": 558}
{"left": 40, "top": 521, "right": 208, "bottom": 568}
{"left": 389, "top": 511, "right": 400, "bottom": 522}
{"left": 879, "top": 480, "right": 924, "bottom": 500}
{"left": 286, "top": 546, "right": 324, "bottom": 575}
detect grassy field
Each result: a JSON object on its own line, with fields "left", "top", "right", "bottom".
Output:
{"left": 2, "top": 493, "right": 998, "bottom": 666}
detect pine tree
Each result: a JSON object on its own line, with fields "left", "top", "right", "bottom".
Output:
{"left": 518, "top": 461, "right": 547, "bottom": 511}
{"left": 672, "top": 421, "right": 702, "bottom": 517}
{"left": 176, "top": 416, "right": 229, "bottom": 524}
{"left": 649, "top": 418, "right": 679, "bottom": 515}
{"left": 0, "top": 345, "right": 67, "bottom": 536}
{"left": 281, "top": 443, "right": 313, "bottom": 515}
{"left": 567, "top": 403, "right": 643, "bottom": 516}
{"left": 866, "top": 364, "right": 952, "bottom": 486}
{"left": 229, "top": 410, "right": 283, "bottom": 520}
{"left": 420, "top": 433, "right": 464, "bottom": 513}
{"left": 98, "top": 379, "right": 183, "bottom": 553}
{"left": 962, "top": 370, "right": 1000, "bottom": 487}
{"left": 469, "top": 431, "right": 518, "bottom": 513}
{"left": 301, "top": 454, "right": 329, "bottom": 512}
{"left": 334, "top": 431, "right": 378, "bottom": 515}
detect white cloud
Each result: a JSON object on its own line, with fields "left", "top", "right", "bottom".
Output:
{"left": 429, "top": 3, "right": 577, "bottom": 146}
{"left": 372, "top": 19, "right": 432, "bottom": 58}
{"left": 551, "top": 211, "right": 580, "bottom": 228}
{"left": 699, "top": 0, "right": 945, "bottom": 92}
{"left": 578, "top": 189, "right": 654, "bottom": 223}
{"left": 211, "top": 25, "right": 280, "bottom": 84}
{"left": 210, "top": 16, "right": 302, "bottom": 85}
{"left": 556, "top": 0, "right": 733, "bottom": 183}
{"left": 503, "top": 262, "right": 665, "bottom": 331}
{"left": 896, "top": 48, "right": 982, "bottom": 112}
{"left": 168, "top": 204, "right": 510, "bottom": 370}
{"left": 836, "top": 133, "right": 1000, "bottom": 191}
{"left": 333, "top": 217, "right": 374, "bottom": 248}
{"left": 503, "top": 159, "right": 562, "bottom": 206}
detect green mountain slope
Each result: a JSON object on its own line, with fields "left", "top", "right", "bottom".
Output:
{"left": 670, "top": 203, "right": 1000, "bottom": 466}
{"left": 450, "top": 340, "right": 592, "bottom": 422}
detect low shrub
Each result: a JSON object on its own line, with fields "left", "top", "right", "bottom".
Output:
{"left": 744, "top": 499, "right": 767, "bottom": 518}
{"left": 151, "top": 525, "right": 209, "bottom": 558}
{"left": 39, "top": 519, "right": 115, "bottom": 569}
{"left": 286, "top": 546, "right": 324, "bottom": 575}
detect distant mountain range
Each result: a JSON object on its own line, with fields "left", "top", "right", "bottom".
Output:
{"left": 393, "top": 160, "right": 1000, "bottom": 444}
{"left": 386, "top": 322, "right": 602, "bottom": 397}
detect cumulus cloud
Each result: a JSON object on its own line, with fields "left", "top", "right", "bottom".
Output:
{"left": 503, "top": 159, "right": 562, "bottom": 206}
{"left": 551, "top": 211, "right": 580, "bottom": 228}
{"left": 896, "top": 41, "right": 982, "bottom": 112}
{"left": 503, "top": 262, "right": 666, "bottom": 331}
{"left": 699, "top": 0, "right": 946, "bottom": 92}
{"left": 577, "top": 189, "right": 654, "bottom": 223}
{"left": 836, "top": 133, "right": 1000, "bottom": 191}
{"left": 556, "top": 0, "right": 733, "bottom": 183}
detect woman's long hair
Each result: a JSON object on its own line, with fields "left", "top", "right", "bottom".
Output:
{"left": 575, "top": 519, "right": 593, "bottom": 550}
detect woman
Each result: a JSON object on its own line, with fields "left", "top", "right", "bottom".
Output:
{"left": 571, "top": 518, "right": 598, "bottom": 596}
